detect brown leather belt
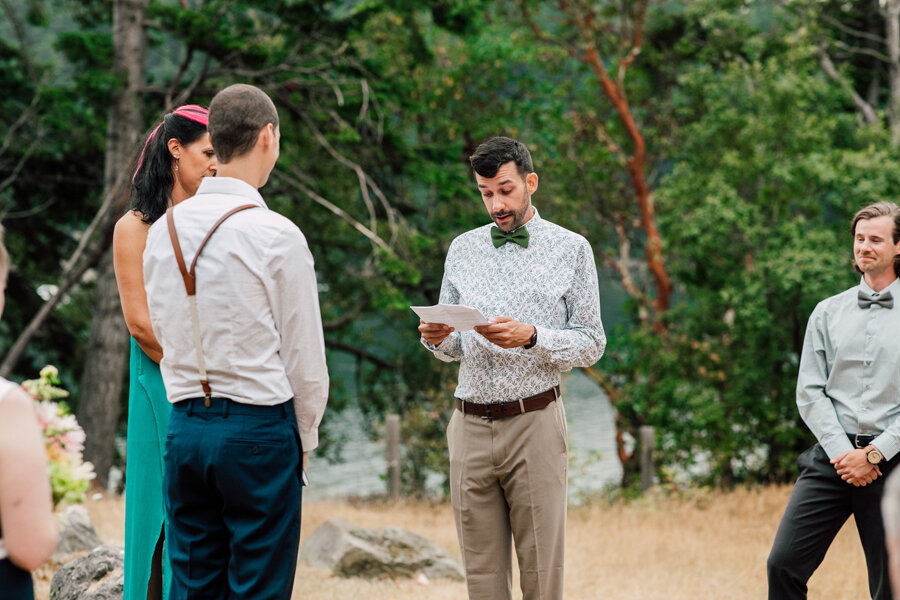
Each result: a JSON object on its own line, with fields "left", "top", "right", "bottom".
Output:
{"left": 455, "top": 386, "right": 559, "bottom": 419}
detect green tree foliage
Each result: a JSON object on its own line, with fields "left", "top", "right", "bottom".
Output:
{"left": 612, "top": 0, "right": 900, "bottom": 485}
{"left": 5, "top": 0, "right": 900, "bottom": 492}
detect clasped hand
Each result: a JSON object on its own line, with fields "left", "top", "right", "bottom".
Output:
{"left": 831, "top": 449, "right": 881, "bottom": 487}
{"left": 418, "top": 316, "right": 534, "bottom": 349}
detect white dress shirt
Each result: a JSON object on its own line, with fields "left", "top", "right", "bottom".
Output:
{"left": 143, "top": 177, "right": 328, "bottom": 451}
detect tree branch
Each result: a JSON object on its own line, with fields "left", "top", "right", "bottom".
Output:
{"left": 0, "top": 162, "right": 135, "bottom": 377}
{"left": 0, "top": 136, "right": 40, "bottom": 196}
{"left": 831, "top": 38, "right": 890, "bottom": 63}
{"left": 325, "top": 338, "right": 396, "bottom": 370}
{"left": 272, "top": 169, "right": 392, "bottom": 252}
{"left": 818, "top": 42, "right": 879, "bottom": 125}
{"left": 279, "top": 95, "right": 399, "bottom": 244}
{"left": 0, "top": 0, "right": 36, "bottom": 80}
{"left": 822, "top": 14, "right": 885, "bottom": 45}
{"left": 165, "top": 45, "right": 195, "bottom": 108}
{"left": 0, "top": 91, "right": 40, "bottom": 161}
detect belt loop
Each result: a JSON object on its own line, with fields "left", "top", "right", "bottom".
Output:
{"left": 187, "top": 399, "right": 194, "bottom": 417}
{"left": 281, "top": 402, "right": 287, "bottom": 419}
{"left": 223, "top": 398, "right": 229, "bottom": 419}
{"left": 553, "top": 386, "right": 559, "bottom": 401}
{"left": 518, "top": 398, "right": 525, "bottom": 414}
{"left": 461, "top": 400, "right": 465, "bottom": 416}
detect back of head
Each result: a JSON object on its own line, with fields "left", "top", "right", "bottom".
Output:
{"left": 130, "top": 105, "right": 209, "bottom": 224}
{"left": 208, "top": 84, "right": 279, "bottom": 164}
{"left": 851, "top": 201, "right": 900, "bottom": 277}
{"left": 468, "top": 136, "right": 534, "bottom": 179}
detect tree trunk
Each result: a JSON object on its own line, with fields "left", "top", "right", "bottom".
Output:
{"left": 885, "top": 0, "right": 900, "bottom": 146}
{"left": 76, "top": 0, "right": 147, "bottom": 487}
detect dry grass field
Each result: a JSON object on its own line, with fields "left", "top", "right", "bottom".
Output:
{"left": 35, "top": 485, "right": 877, "bottom": 600}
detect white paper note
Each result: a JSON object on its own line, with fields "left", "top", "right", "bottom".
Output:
{"left": 411, "top": 304, "right": 490, "bottom": 331}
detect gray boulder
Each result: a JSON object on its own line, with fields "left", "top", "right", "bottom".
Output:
{"left": 54, "top": 505, "right": 103, "bottom": 558}
{"left": 299, "top": 517, "right": 464, "bottom": 581}
{"left": 49, "top": 545, "right": 124, "bottom": 600}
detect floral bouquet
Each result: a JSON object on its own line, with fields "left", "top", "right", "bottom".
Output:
{"left": 22, "top": 365, "right": 95, "bottom": 507}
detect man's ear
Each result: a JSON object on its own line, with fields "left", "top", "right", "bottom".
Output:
{"left": 259, "top": 123, "right": 275, "bottom": 149}
{"left": 166, "top": 138, "right": 181, "bottom": 160}
{"left": 526, "top": 172, "right": 539, "bottom": 195}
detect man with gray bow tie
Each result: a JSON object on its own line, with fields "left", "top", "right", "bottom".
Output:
{"left": 768, "top": 201, "right": 900, "bottom": 600}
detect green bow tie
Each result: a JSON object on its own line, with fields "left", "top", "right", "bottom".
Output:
{"left": 491, "top": 226, "right": 529, "bottom": 248}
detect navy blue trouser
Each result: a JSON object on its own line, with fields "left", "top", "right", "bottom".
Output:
{"left": 164, "top": 398, "right": 303, "bottom": 600}
{"left": 768, "top": 443, "right": 895, "bottom": 600}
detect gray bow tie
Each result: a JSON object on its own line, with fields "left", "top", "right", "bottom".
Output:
{"left": 858, "top": 289, "right": 894, "bottom": 309}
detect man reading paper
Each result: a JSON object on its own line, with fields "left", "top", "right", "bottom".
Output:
{"left": 418, "top": 136, "right": 605, "bottom": 600}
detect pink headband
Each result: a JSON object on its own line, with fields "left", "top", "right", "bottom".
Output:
{"left": 132, "top": 105, "right": 209, "bottom": 181}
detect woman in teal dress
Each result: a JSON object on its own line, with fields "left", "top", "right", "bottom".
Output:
{"left": 113, "top": 105, "right": 216, "bottom": 600}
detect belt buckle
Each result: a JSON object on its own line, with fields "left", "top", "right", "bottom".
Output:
{"left": 855, "top": 434, "right": 871, "bottom": 448}
{"left": 481, "top": 403, "right": 498, "bottom": 421}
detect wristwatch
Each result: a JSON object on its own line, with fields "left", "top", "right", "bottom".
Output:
{"left": 523, "top": 326, "right": 538, "bottom": 349}
{"left": 866, "top": 446, "right": 884, "bottom": 465}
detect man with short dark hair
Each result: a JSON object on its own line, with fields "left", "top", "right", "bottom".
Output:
{"left": 143, "top": 83, "right": 328, "bottom": 599}
{"left": 419, "top": 136, "right": 605, "bottom": 600}
{"left": 767, "top": 201, "right": 900, "bottom": 600}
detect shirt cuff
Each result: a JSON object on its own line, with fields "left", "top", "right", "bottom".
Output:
{"left": 298, "top": 429, "right": 318, "bottom": 453}
{"left": 524, "top": 325, "right": 551, "bottom": 358}
{"left": 873, "top": 434, "right": 900, "bottom": 462}
{"left": 820, "top": 434, "right": 854, "bottom": 461}
{"left": 420, "top": 333, "right": 460, "bottom": 360}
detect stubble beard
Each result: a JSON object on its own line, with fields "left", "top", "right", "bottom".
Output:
{"left": 491, "top": 193, "right": 532, "bottom": 232}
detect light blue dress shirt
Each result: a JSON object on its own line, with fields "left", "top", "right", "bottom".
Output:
{"left": 797, "top": 276, "right": 900, "bottom": 460}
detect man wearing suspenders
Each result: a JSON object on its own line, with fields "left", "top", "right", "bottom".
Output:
{"left": 143, "top": 84, "right": 328, "bottom": 599}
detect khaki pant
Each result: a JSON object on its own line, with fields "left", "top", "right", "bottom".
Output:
{"left": 447, "top": 398, "right": 568, "bottom": 600}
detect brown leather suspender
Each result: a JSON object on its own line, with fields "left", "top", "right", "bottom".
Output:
{"left": 166, "top": 204, "right": 258, "bottom": 406}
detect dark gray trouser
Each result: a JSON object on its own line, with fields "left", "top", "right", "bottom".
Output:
{"left": 767, "top": 443, "right": 895, "bottom": 600}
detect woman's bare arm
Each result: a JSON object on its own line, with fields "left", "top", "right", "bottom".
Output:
{"left": 0, "top": 387, "right": 57, "bottom": 570}
{"left": 113, "top": 212, "right": 163, "bottom": 363}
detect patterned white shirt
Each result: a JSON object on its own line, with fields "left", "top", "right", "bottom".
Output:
{"left": 424, "top": 208, "right": 605, "bottom": 403}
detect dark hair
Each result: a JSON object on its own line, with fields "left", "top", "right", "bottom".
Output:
{"left": 208, "top": 84, "right": 279, "bottom": 163}
{"left": 851, "top": 201, "right": 900, "bottom": 277}
{"left": 468, "top": 136, "right": 534, "bottom": 179}
{"left": 130, "top": 105, "right": 209, "bottom": 224}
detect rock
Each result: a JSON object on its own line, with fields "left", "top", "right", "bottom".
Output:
{"left": 299, "top": 518, "right": 464, "bottom": 581}
{"left": 54, "top": 505, "right": 103, "bottom": 558}
{"left": 49, "top": 545, "right": 124, "bottom": 600}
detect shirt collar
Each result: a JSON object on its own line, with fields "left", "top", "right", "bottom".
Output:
{"left": 859, "top": 275, "right": 900, "bottom": 297}
{"left": 195, "top": 176, "right": 268, "bottom": 209}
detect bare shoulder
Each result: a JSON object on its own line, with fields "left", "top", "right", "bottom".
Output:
{"left": 0, "top": 385, "right": 31, "bottom": 410}
{"left": 0, "top": 386, "right": 35, "bottom": 430}
{"left": 114, "top": 211, "right": 151, "bottom": 249}
{"left": 115, "top": 210, "right": 149, "bottom": 234}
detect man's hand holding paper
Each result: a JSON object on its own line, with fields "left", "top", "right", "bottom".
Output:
{"left": 414, "top": 304, "right": 490, "bottom": 346}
